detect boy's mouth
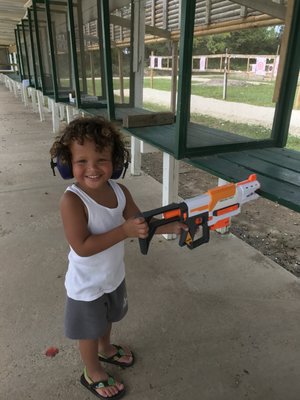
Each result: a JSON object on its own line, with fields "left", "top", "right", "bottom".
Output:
{"left": 86, "top": 175, "right": 100, "bottom": 179}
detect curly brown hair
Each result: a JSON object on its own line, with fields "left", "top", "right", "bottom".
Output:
{"left": 50, "top": 116, "right": 128, "bottom": 170}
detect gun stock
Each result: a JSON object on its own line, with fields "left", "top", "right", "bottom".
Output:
{"left": 139, "top": 203, "right": 184, "bottom": 254}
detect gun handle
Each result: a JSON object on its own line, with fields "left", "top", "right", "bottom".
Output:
{"left": 179, "top": 213, "right": 210, "bottom": 249}
{"left": 187, "top": 218, "right": 210, "bottom": 249}
{"left": 139, "top": 223, "right": 156, "bottom": 255}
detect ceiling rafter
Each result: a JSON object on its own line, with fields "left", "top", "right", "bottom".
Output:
{"left": 230, "top": 0, "right": 286, "bottom": 20}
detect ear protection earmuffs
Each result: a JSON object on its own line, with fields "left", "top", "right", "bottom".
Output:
{"left": 50, "top": 150, "right": 129, "bottom": 180}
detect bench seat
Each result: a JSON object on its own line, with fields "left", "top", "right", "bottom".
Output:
{"left": 187, "top": 148, "right": 300, "bottom": 212}
{"left": 125, "top": 122, "right": 300, "bottom": 212}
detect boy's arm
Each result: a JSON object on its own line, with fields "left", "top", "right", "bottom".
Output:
{"left": 119, "top": 183, "right": 141, "bottom": 219}
{"left": 60, "top": 191, "right": 147, "bottom": 257}
{"left": 119, "top": 184, "right": 187, "bottom": 235}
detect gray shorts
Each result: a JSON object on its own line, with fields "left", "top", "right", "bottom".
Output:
{"left": 64, "top": 280, "right": 128, "bottom": 340}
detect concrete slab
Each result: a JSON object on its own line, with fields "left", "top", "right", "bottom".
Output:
{"left": 1, "top": 82, "right": 300, "bottom": 400}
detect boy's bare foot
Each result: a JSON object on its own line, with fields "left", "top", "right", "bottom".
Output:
{"left": 81, "top": 367, "right": 125, "bottom": 399}
{"left": 98, "top": 344, "right": 134, "bottom": 368}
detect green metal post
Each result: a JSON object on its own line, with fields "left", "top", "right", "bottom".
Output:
{"left": 129, "top": 0, "right": 135, "bottom": 107}
{"left": 272, "top": 1, "right": 300, "bottom": 147}
{"left": 67, "top": 0, "right": 82, "bottom": 108}
{"left": 99, "top": 0, "right": 115, "bottom": 120}
{"left": 32, "top": 0, "right": 47, "bottom": 94}
{"left": 45, "top": 0, "right": 59, "bottom": 102}
{"left": 76, "top": 0, "right": 88, "bottom": 95}
{"left": 97, "top": 3, "right": 106, "bottom": 99}
{"left": 15, "top": 29, "right": 23, "bottom": 80}
{"left": 17, "top": 25, "right": 27, "bottom": 79}
{"left": 175, "top": 0, "right": 195, "bottom": 159}
{"left": 21, "top": 21, "right": 32, "bottom": 84}
{"left": 28, "top": 9, "right": 39, "bottom": 89}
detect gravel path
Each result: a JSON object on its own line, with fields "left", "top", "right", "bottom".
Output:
{"left": 141, "top": 88, "right": 300, "bottom": 137}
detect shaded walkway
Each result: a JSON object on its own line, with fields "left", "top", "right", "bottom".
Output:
{"left": 1, "top": 82, "right": 300, "bottom": 400}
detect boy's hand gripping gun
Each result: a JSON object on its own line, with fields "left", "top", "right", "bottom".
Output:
{"left": 139, "top": 174, "right": 260, "bottom": 255}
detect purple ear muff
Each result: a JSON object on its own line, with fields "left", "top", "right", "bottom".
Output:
{"left": 111, "top": 158, "right": 129, "bottom": 180}
{"left": 50, "top": 152, "right": 129, "bottom": 180}
{"left": 50, "top": 152, "right": 73, "bottom": 179}
{"left": 57, "top": 155, "right": 74, "bottom": 179}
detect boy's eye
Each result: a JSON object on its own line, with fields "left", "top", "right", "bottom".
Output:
{"left": 97, "top": 159, "right": 111, "bottom": 165}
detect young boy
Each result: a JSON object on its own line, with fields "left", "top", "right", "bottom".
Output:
{"left": 50, "top": 116, "right": 186, "bottom": 399}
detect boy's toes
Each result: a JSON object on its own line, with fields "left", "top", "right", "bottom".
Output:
{"left": 80, "top": 368, "right": 125, "bottom": 399}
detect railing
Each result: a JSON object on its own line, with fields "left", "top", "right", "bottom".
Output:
{"left": 149, "top": 53, "right": 279, "bottom": 78}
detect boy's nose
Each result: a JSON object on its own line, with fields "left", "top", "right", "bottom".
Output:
{"left": 87, "top": 161, "right": 98, "bottom": 170}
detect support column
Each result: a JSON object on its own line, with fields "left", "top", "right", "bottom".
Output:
{"left": 133, "top": 0, "right": 146, "bottom": 107}
{"left": 162, "top": 153, "right": 179, "bottom": 239}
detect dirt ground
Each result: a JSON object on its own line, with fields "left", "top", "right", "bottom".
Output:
{"left": 141, "top": 152, "right": 300, "bottom": 277}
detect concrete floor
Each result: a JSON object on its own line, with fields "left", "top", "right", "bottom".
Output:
{"left": 1, "top": 81, "right": 300, "bottom": 400}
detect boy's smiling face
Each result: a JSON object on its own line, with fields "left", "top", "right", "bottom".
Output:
{"left": 70, "top": 139, "right": 113, "bottom": 192}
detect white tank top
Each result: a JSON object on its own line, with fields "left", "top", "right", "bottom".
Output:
{"left": 65, "top": 180, "right": 126, "bottom": 301}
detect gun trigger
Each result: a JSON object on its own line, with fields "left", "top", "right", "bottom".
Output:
{"left": 185, "top": 232, "right": 193, "bottom": 245}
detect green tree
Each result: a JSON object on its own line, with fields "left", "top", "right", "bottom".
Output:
{"left": 193, "top": 26, "right": 282, "bottom": 55}
{"left": 193, "top": 33, "right": 230, "bottom": 54}
{"left": 229, "top": 27, "right": 280, "bottom": 54}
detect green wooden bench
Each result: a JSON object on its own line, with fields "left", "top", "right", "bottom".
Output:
{"left": 125, "top": 122, "right": 300, "bottom": 213}
{"left": 187, "top": 148, "right": 300, "bottom": 213}
{"left": 81, "top": 106, "right": 158, "bottom": 123}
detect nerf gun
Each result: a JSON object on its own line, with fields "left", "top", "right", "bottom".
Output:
{"left": 139, "top": 174, "right": 260, "bottom": 255}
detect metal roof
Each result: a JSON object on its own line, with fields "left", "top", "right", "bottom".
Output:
{"left": 0, "top": 0, "right": 287, "bottom": 48}
{"left": 0, "top": 1, "right": 28, "bottom": 47}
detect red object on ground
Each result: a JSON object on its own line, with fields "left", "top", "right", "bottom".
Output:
{"left": 45, "top": 346, "right": 59, "bottom": 357}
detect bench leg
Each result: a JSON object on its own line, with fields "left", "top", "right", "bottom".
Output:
{"left": 13, "top": 80, "right": 18, "bottom": 97}
{"left": 49, "top": 99, "right": 60, "bottom": 133}
{"left": 22, "top": 85, "right": 29, "bottom": 106}
{"left": 141, "top": 141, "right": 158, "bottom": 153}
{"left": 66, "top": 105, "right": 75, "bottom": 123}
{"left": 59, "top": 104, "right": 65, "bottom": 121}
{"left": 162, "top": 152, "right": 179, "bottom": 240}
{"left": 130, "top": 137, "right": 141, "bottom": 176}
{"left": 30, "top": 88, "right": 38, "bottom": 113}
{"left": 37, "top": 91, "right": 45, "bottom": 121}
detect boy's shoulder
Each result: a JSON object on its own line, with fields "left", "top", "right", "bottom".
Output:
{"left": 60, "top": 186, "right": 82, "bottom": 206}
{"left": 116, "top": 182, "right": 130, "bottom": 195}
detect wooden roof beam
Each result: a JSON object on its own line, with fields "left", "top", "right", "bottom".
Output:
{"left": 230, "top": 0, "right": 286, "bottom": 20}
{"left": 110, "top": 14, "right": 171, "bottom": 39}
{"left": 0, "top": 12, "right": 25, "bottom": 20}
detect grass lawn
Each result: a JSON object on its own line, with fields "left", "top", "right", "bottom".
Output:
{"left": 143, "top": 101, "right": 300, "bottom": 152}
{"left": 143, "top": 77, "right": 276, "bottom": 107}
{"left": 85, "top": 76, "right": 276, "bottom": 107}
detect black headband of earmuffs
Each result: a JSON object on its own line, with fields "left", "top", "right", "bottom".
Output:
{"left": 50, "top": 149, "right": 129, "bottom": 180}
